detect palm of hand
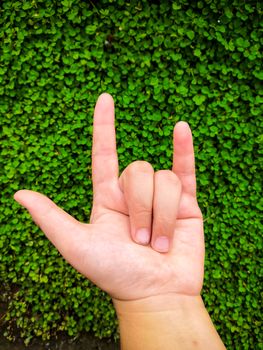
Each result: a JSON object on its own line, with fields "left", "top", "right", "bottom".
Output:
{"left": 85, "top": 206, "right": 203, "bottom": 301}
{"left": 14, "top": 93, "right": 204, "bottom": 302}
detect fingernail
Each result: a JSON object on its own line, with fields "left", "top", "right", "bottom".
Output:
{"left": 154, "top": 236, "right": 169, "bottom": 253}
{"left": 136, "top": 228, "right": 150, "bottom": 245}
{"left": 176, "top": 121, "right": 190, "bottom": 129}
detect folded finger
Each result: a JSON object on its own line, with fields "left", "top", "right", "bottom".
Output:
{"left": 119, "top": 161, "right": 154, "bottom": 245}
{"left": 151, "top": 170, "right": 182, "bottom": 253}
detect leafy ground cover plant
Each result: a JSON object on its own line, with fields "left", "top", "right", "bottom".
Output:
{"left": 0, "top": 0, "right": 262, "bottom": 348}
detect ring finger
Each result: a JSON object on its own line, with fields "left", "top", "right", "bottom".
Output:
{"left": 151, "top": 170, "right": 182, "bottom": 253}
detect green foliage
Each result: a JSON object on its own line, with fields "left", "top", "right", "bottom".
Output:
{"left": 0, "top": 0, "right": 262, "bottom": 348}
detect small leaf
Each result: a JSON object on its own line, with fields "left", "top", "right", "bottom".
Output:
{"left": 193, "top": 94, "right": 206, "bottom": 105}
{"left": 172, "top": 3, "right": 181, "bottom": 10}
{"left": 225, "top": 7, "right": 233, "bottom": 19}
{"left": 186, "top": 30, "right": 195, "bottom": 40}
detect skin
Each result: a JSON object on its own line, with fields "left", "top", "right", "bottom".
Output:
{"left": 14, "top": 93, "right": 226, "bottom": 349}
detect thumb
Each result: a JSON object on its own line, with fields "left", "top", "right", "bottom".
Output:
{"left": 14, "top": 190, "right": 86, "bottom": 259}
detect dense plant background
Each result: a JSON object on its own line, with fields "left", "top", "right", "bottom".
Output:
{"left": 0, "top": 0, "right": 262, "bottom": 348}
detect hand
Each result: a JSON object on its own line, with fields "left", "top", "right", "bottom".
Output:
{"left": 14, "top": 93, "right": 204, "bottom": 302}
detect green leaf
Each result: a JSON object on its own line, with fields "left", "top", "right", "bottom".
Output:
{"left": 193, "top": 94, "right": 206, "bottom": 105}
{"left": 85, "top": 24, "right": 97, "bottom": 35}
{"left": 186, "top": 30, "right": 195, "bottom": 40}
{"left": 194, "top": 48, "right": 202, "bottom": 57}
{"left": 176, "top": 85, "right": 188, "bottom": 95}
{"left": 22, "top": 2, "right": 32, "bottom": 10}
{"left": 225, "top": 7, "right": 233, "bottom": 19}
{"left": 172, "top": 3, "right": 181, "bottom": 10}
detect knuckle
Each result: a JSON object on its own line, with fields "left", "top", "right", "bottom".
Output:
{"left": 134, "top": 203, "right": 152, "bottom": 216}
{"left": 155, "top": 170, "right": 181, "bottom": 185}
{"left": 154, "top": 214, "right": 174, "bottom": 227}
{"left": 130, "top": 188, "right": 152, "bottom": 210}
{"left": 127, "top": 160, "right": 154, "bottom": 175}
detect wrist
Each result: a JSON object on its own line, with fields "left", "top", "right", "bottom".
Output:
{"left": 113, "top": 293, "right": 204, "bottom": 315}
{"left": 113, "top": 293, "right": 226, "bottom": 350}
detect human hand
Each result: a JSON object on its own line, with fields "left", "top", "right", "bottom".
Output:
{"left": 14, "top": 93, "right": 204, "bottom": 302}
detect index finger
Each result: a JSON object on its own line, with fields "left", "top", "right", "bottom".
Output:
{"left": 92, "top": 93, "right": 119, "bottom": 197}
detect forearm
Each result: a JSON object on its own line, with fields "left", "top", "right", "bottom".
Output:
{"left": 113, "top": 294, "right": 226, "bottom": 350}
